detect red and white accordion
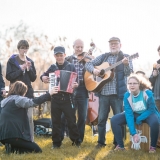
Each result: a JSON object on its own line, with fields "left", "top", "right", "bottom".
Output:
{"left": 49, "top": 70, "right": 77, "bottom": 93}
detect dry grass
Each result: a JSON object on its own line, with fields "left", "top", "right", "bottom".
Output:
{"left": 0, "top": 125, "right": 160, "bottom": 160}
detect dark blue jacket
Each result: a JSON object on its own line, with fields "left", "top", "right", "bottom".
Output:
{"left": 6, "top": 54, "right": 37, "bottom": 98}
{"left": 40, "top": 61, "right": 76, "bottom": 99}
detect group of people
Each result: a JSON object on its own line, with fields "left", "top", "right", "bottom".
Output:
{"left": 0, "top": 37, "right": 159, "bottom": 154}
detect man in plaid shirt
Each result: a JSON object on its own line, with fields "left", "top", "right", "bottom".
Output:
{"left": 65, "top": 39, "right": 88, "bottom": 144}
{"left": 85, "top": 37, "right": 133, "bottom": 148}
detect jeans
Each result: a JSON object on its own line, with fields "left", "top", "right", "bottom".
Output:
{"left": 111, "top": 112, "right": 159, "bottom": 148}
{"left": 97, "top": 94, "right": 123, "bottom": 145}
{"left": 74, "top": 85, "right": 88, "bottom": 143}
{"left": 0, "top": 96, "right": 3, "bottom": 113}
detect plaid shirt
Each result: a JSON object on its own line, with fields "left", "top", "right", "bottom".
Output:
{"left": 72, "top": 56, "right": 85, "bottom": 83}
{"left": 85, "top": 52, "right": 133, "bottom": 96}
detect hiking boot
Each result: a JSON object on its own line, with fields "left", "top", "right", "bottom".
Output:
{"left": 5, "top": 143, "right": 11, "bottom": 154}
{"left": 149, "top": 146, "right": 156, "bottom": 153}
{"left": 114, "top": 145, "right": 125, "bottom": 151}
{"left": 95, "top": 143, "right": 106, "bottom": 149}
{"left": 51, "top": 145, "right": 60, "bottom": 149}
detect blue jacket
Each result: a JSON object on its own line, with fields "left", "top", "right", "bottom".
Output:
{"left": 6, "top": 54, "right": 37, "bottom": 98}
{"left": 124, "top": 89, "right": 160, "bottom": 135}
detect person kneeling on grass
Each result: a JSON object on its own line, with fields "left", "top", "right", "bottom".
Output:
{"left": 0, "top": 81, "right": 58, "bottom": 154}
{"left": 111, "top": 74, "right": 160, "bottom": 153}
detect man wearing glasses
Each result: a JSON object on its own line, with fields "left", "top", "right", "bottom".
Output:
{"left": 85, "top": 37, "right": 133, "bottom": 148}
{"left": 6, "top": 40, "right": 37, "bottom": 142}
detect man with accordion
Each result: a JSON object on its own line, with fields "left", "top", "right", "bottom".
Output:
{"left": 40, "top": 46, "right": 81, "bottom": 149}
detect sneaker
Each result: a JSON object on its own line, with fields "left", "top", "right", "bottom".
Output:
{"left": 149, "top": 146, "right": 156, "bottom": 153}
{"left": 114, "top": 145, "right": 125, "bottom": 151}
{"left": 5, "top": 143, "right": 11, "bottom": 154}
{"left": 95, "top": 143, "right": 106, "bottom": 149}
{"left": 51, "top": 145, "right": 60, "bottom": 149}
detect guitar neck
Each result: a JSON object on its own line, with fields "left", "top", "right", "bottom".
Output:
{"left": 104, "top": 53, "right": 138, "bottom": 72}
{"left": 105, "top": 60, "right": 123, "bottom": 72}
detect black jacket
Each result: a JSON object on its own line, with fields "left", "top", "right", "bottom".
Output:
{"left": 0, "top": 93, "right": 51, "bottom": 141}
{"left": 6, "top": 54, "right": 37, "bottom": 98}
{"left": 40, "top": 61, "right": 76, "bottom": 99}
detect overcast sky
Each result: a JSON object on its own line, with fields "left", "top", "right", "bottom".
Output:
{"left": 0, "top": 0, "right": 160, "bottom": 74}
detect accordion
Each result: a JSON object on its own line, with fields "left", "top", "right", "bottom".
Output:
{"left": 49, "top": 70, "right": 77, "bottom": 93}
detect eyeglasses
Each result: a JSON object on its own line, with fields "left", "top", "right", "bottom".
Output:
{"left": 128, "top": 83, "right": 139, "bottom": 85}
{"left": 109, "top": 42, "right": 120, "bottom": 46}
{"left": 19, "top": 47, "right": 29, "bottom": 50}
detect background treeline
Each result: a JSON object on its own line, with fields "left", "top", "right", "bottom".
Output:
{"left": 0, "top": 21, "right": 153, "bottom": 91}
{"left": 0, "top": 21, "right": 78, "bottom": 90}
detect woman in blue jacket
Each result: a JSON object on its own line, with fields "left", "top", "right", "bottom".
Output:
{"left": 111, "top": 74, "right": 159, "bottom": 153}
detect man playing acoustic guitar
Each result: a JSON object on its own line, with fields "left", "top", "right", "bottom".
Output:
{"left": 85, "top": 37, "right": 133, "bottom": 149}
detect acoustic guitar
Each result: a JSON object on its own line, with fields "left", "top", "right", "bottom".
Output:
{"left": 84, "top": 53, "right": 139, "bottom": 92}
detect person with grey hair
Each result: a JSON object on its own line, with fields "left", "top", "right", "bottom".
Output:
{"left": 85, "top": 37, "right": 133, "bottom": 148}
{"left": 65, "top": 39, "right": 89, "bottom": 144}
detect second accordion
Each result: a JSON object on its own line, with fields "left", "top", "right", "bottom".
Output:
{"left": 49, "top": 70, "right": 77, "bottom": 93}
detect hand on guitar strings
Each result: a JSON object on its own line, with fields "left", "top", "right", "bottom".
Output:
{"left": 93, "top": 68, "right": 100, "bottom": 76}
{"left": 93, "top": 68, "right": 105, "bottom": 77}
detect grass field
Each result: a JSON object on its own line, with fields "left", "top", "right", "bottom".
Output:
{"left": 0, "top": 125, "right": 160, "bottom": 160}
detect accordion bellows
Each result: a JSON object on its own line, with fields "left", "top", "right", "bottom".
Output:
{"left": 49, "top": 70, "right": 77, "bottom": 93}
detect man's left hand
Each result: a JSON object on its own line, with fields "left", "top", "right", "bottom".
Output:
{"left": 122, "top": 57, "right": 129, "bottom": 66}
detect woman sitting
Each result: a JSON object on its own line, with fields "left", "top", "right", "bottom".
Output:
{"left": 0, "top": 81, "right": 58, "bottom": 154}
{"left": 111, "top": 74, "right": 160, "bottom": 153}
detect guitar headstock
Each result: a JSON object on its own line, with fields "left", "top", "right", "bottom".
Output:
{"left": 129, "top": 53, "right": 139, "bottom": 60}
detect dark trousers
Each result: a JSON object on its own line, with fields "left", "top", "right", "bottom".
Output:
{"left": 74, "top": 85, "right": 88, "bottom": 143}
{"left": 61, "top": 112, "right": 69, "bottom": 140}
{"left": 111, "top": 112, "right": 159, "bottom": 148}
{"left": 1, "top": 138, "right": 42, "bottom": 153}
{"left": 51, "top": 98, "right": 80, "bottom": 147}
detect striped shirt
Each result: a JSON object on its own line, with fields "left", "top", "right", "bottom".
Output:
{"left": 85, "top": 52, "right": 133, "bottom": 96}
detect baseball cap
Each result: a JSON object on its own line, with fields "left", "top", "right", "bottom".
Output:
{"left": 54, "top": 46, "right": 65, "bottom": 54}
{"left": 108, "top": 37, "right": 121, "bottom": 42}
